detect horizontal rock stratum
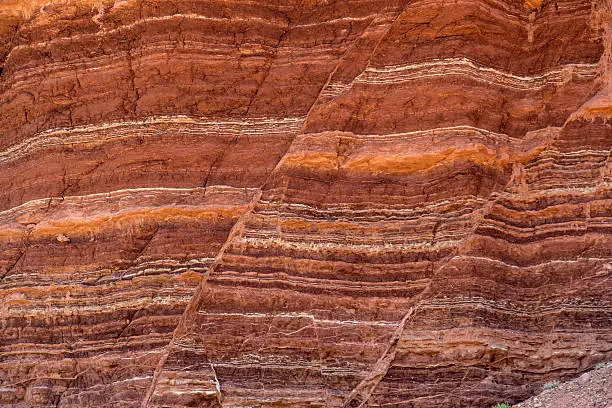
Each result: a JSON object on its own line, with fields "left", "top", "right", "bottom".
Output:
{"left": 0, "top": 0, "right": 611, "bottom": 407}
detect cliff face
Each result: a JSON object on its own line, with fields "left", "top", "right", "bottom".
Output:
{"left": 0, "top": 0, "right": 610, "bottom": 407}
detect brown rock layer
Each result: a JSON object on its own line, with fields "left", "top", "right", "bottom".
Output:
{"left": 0, "top": 0, "right": 610, "bottom": 407}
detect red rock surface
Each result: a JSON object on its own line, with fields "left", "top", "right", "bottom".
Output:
{"left": 0, "top": 0, "right": 610, "bottom": 407}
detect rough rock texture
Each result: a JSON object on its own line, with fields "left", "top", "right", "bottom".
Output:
{"left": 0, "top": 0, "right": 610, "bottom": 407}
{"left": 514, "top": 363, "right": 612, "bottom": 408}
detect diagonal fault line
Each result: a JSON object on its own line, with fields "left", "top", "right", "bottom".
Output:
{"left": 141, "top": 5, "right": 431, "bottom": 406}
{"left": 300, "top": 5, "right": 409, "bottom": 132}
{"left": 139, "top": 188, "right": 261, "bottom": 408}
{"left": 341, "top": 135, "right": 557, "bottom": 406}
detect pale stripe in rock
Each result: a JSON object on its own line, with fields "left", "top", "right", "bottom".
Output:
{"left": 498, "top": 184, "right": 610, "bottom": 198}
{"left": 7, "top": 37, "right": 352, "bottom": 84}
{"left": 194, "top": 311, "right": 399, "bottom": 327}
{"left": 5, "top": 11, "right": 406, "bottom": 67}
{"left": 5, "top": 13, "right": 288, "bottom": 62}
{"left": 212, "top": 273, "right": 429, "bottom": 290}
{"left": 0, "top": 116, "right": 304, "bottom": 164}
{"left": 303, "top": 125, "right": 521, "bottom": 143}
{"left": 238, "top": 237, "right": 462, "bottom": 251}
{"left": 1, "top": 295, "right": 196, "bottom": 317}
{"left": 355, "top": 58, "right": 599, "bottom": 90}
{"left": 424, "top": 297, "right": 612, "bottom": 314}
{"left": 319, "top": 82, "right": 352, "bottom": 100}
{"left": 291, "top": 15, "right": 377, "bottom": 29}
{"left": 478, "top": 219, "right": 608, "bottom": 236}
{"left": 258, "top": 196, "right": 487, "bottom": 214}
{"left": 256, "top": 198, "right": 485, "bottom": 218}
{"left": 1, "top": 258, "right": 215, "bottom": 287}
{"left": 6, "top": 41, "right": 267, "bottom": 82}
{"left": 0, "top": 185, "right": 258, "bottom": 220}
{"left": 524, "top": 149, "right": 610, "bottom": 168}
{"left": 451, "top": 255, "right": 612, "bottom": 270}
{"left": 163, "top": 390, "right": 218, "bottom": 396}
{"left": 520, "top": 150, "right": 611, "bottom": 190}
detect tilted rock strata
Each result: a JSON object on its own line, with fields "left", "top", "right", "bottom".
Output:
{"left": 357, "top": 119, "right": 612, "bottom": 407}
{"left": 0, "top": 0, "right": 610, "bottom": 407}
{"left": 0, "top": 186, "right": 258, "bottom": 407}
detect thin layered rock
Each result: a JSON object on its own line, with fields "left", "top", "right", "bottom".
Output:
{"left": 0, "top": 0, "right": 610, "bottom": 407}
{"left": 0, "top": 186, "right": 258, "bottom": 407}
{"left": 357, "top": 120, "right": 612, "bottom": 407}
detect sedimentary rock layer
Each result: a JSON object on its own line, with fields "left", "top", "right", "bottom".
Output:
{"left": 0, "top": 186, "right": 258, "bottom": 406}
{"left": 0, "top": 0, "right": 610, "bottom": 407}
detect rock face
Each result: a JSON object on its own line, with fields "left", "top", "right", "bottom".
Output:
{"left": 0, "top": 0, "right": 610, "bottom": 407}
{"left": 514, "top": 363, "right": 612, "bottom": 408}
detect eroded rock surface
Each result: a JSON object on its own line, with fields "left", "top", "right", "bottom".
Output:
{"left": 0, "top": 0, "right": 610, "bottom": 407}
{"left": 514, "top": 363, "right": 612, "bottom": 408}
